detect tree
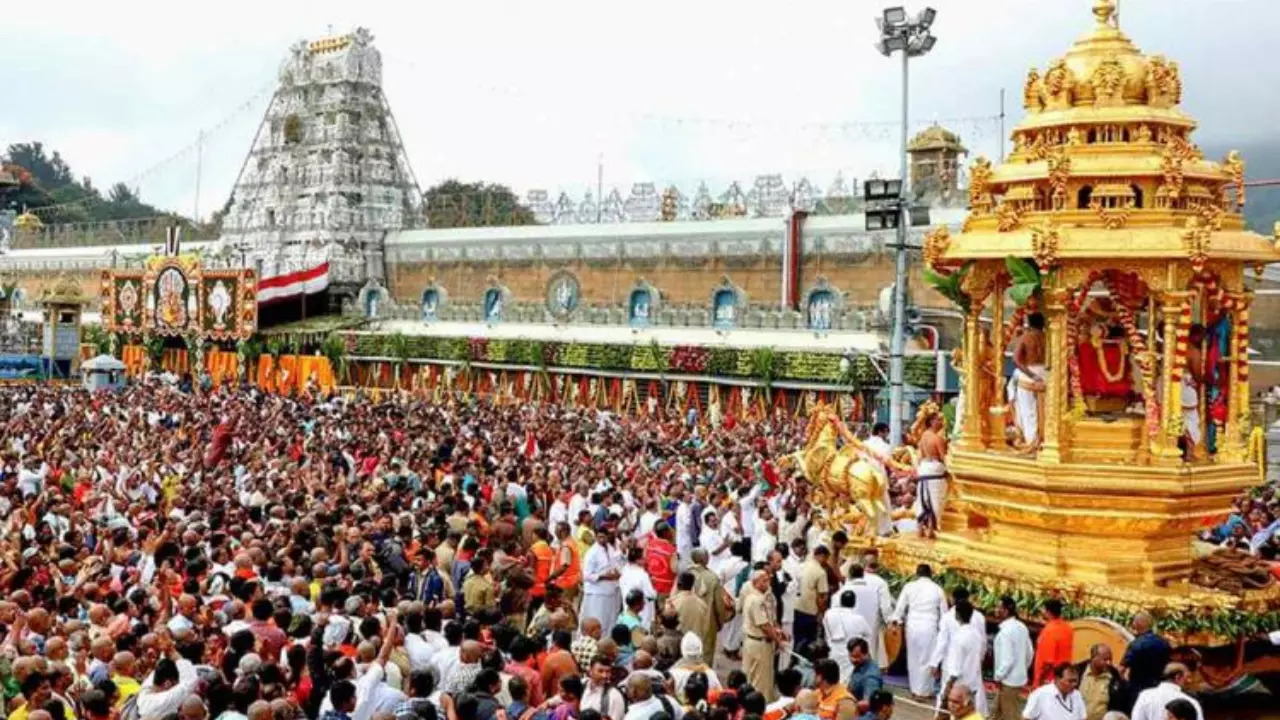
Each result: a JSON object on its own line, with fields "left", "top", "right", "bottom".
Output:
{"left": 423, "top": 179, "right": 537, "bottom": 228}
{"left": 5, "top": 143, "right": 74, "bottom": 189}
{"left": 2, "top": 142, "right": 165, "bottom": 224}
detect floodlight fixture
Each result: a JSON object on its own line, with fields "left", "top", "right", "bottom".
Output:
{"left": 874, "top": 39, "right": 890, "bottom": 57}
{"left": 864, "top": 179, "right": 888, "bottom": 200}
{"left": 919, "top": 34, "right": 937, "bottom": 53}
{"left": 883, "top": 6, "right": 907, "bottom": 26}
{"left": 885, "top": 35, "right": 908, "bottom": 52}
{"left": 909, "top": 205, "right": 931, "bottom": 227}
{"left": 884, "top": 179, "right": 904, "bottom": 198}
{"left": 917, "top": 7, "right": 936, "bottom": 28}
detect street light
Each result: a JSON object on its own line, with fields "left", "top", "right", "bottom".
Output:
{"left": 875, "top": 5, "right": 937, "bottom": 446}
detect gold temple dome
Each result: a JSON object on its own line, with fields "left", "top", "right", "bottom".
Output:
{"left": 1020, "top": 0, "right": 1190, "bottom": 129}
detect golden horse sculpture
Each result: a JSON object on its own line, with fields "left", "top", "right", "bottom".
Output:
{"left": 779, "top": 404, "right": 890, "bottom": 536}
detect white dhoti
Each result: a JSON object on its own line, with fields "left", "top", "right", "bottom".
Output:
{"left": 1182, "top": 378, "right": 1202, "bottom": 445}
{"left": 905, "top": 623, "right": 938, "bottom": 697}
{"left": 580, "top": 591, "right": 621, "bottom": 633}
{"left": 1010, "top": 365, "right": 1046, "bottom": 446}
{"left": 912, "top": 459, "right": 947, "bottom": 528}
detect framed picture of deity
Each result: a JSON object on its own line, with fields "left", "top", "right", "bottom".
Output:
{"left": 101, "top": 257, "right": 256, "bottom": 340}
{"left": 200, "top": 269, "right": 258, "bottom": 340}
{"left": 628, "top": 278, "right": 661, "bottom": 328}
{"left": 100, "top": 270, "right": 147, "bottom": 333}
{"left": 143, "top": 257, "right": 201, "bottom": 336}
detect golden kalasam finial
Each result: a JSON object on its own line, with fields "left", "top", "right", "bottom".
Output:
{"left": 1092, "top": 0, "right": 1118, "bottom": 28}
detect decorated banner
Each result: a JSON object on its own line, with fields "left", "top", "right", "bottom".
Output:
{"left": 100, "top": 255, "right": 257, "bottom": 340}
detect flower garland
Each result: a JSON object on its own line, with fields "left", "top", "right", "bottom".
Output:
{"left": 1091, "top": 330, "right": 1130, "bottom": 383}
{"left": 1164, "top": 299, "right": 1194, "bottom": 438}
{"left": 1064, "top": 275, "right": 1100, "bottom": 421}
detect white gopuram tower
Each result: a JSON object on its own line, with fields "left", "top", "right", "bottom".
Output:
{"left": 218, "top": 28, "right": 422, "bottom": 309}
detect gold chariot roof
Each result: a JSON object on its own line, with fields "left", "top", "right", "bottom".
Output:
{"left": 936, "top": 0, "right": 1278, "bottom": 266}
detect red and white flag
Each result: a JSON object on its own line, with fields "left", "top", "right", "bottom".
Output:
{"left": 257, "top": 262, "right": 330, "bottom": 305}
{"left": 523, "top": 430, "right": 540, "bottom": 460}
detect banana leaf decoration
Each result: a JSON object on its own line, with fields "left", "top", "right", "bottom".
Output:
{"left": 922, "top": 261, "right": 972, "bottom": 313}
{"left": 1005, "top": 255, "right": 1043, "bottom": 308}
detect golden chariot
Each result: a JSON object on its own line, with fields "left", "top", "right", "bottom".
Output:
{"left": 818, "top": 0, "right": 1280, "bottom": 693}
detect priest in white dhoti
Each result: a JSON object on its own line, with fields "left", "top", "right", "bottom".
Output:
{"left": 823, "top": 590, "right": 872, "bottom": 684}
{"left": 1010, "top": 312, "right": 1047, "bottom": 448}
{"left": 891, "top": 564, "right": 948, "bottom": 699}
{"left": 581, "top": 527, "right": 623, "bottom": 632}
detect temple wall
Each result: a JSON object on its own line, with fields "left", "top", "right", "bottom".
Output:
{"left": 387, "top": 253, "right": 907, "bottom": 308}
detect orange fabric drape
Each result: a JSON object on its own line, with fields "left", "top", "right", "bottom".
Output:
{"left": 122, "top": 345, "right": 146, "bottom": 377}
{"left": 161, "top": 349, "right": 189, "bottom": 375}
{"left": 254, "top": 355, "right": 335, "bottom": 395}
{"left": 204, "top": 350, "right": 239, "bottom": 388}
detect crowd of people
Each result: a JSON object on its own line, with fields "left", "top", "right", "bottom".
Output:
{"left": 0, "top": 378, "right": 1273, "bottom": 720}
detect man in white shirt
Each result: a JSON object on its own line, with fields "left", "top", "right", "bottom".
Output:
{"left": 842, "top": 563, "right": 894, "bottom": 667}
{"left": 891, "top": 563, "right": 947, "bottom": 699}
{"left": 939, "top": 601, "right": 987, "bottom": 718}
{"left": 581, "top": 656, "right": 627, "bottom": 720}
{"left": 1129, "top": 663, "right": 1203, "bottom": 720}
{"left": 580, "top": 526, "right": 623, "bottom": 632}
{"left": 402, "top": 612, "right": 437, "bottom": 672}
{"left": 752, "top": 518, "right": 779, "bottom": 565}
{"left": 675, "top": 488, "right": 696, "bottom": 568}
{"left": 623, "top": 672, "right": 678, "bottom": 720}
{"left": 634, "top": 498, "right": 661, "bottom": 541}
{"left": 567, "top": 484, "right": 590, "bottom": 529}
{"left": 134, "top": 658, "right": 199, "bottom": 718}
{"left": 618, "top": 547, "right": 658, "bottom": 628}
{"left": 1023, "top": 664, "right": 1086, "bottom": 720}
{"left": 992, "top": 596, "right": 1035, "bottom": 720}
{"left": 928, "top": 587, "right": 986, "bottom": 694}
{"left": 823, "top": 591, "right": 872, "bottom": 684}
{"left": 862, "top": 422, "right": 896, "bottom": 536}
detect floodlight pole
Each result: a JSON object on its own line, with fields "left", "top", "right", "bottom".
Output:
{"left": 887, "top": 34, "right": 911, "bottom": 446}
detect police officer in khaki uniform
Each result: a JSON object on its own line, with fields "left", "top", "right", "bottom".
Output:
{"left": 742, "top": 568, "right": 788, "bottom": 702}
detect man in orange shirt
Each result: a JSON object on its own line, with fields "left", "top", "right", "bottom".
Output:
{"left": 528, "top": 526, "right": 555, "bottom": 611}
{"left": 1033, "top": 598, "right": 1074, "bottom": 687}
{"left": 814, "top": 658, "right": 856, "bottom": 720}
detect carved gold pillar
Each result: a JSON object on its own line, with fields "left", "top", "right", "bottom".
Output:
{"left": 990, "top": 279, "right": 1006, "bottom": 446}
{"left": 1219, "top": 292, "right": 1253, "bottom": 462}
{"left": 958, "top": 303, "right": 985, "bottom": 450}
{"left": 1155, "top": 290, "right": 1195, "bottom": 463}
{"left": 1039, "top": 287, "right": 1069, "bottom": 464}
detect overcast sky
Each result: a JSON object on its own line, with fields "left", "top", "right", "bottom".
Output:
{"left": 2, "top": 0, "right": 1275, "bottom": 220}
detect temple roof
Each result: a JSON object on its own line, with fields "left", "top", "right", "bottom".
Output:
{"left": 40, "top": 275, "right": 88, "bottom": 306}
{"left": 908, "top": 124, "right": 967, "bottom": 154}
{"left": 935, "top": 0, "right": 1280, "bottom": 266}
